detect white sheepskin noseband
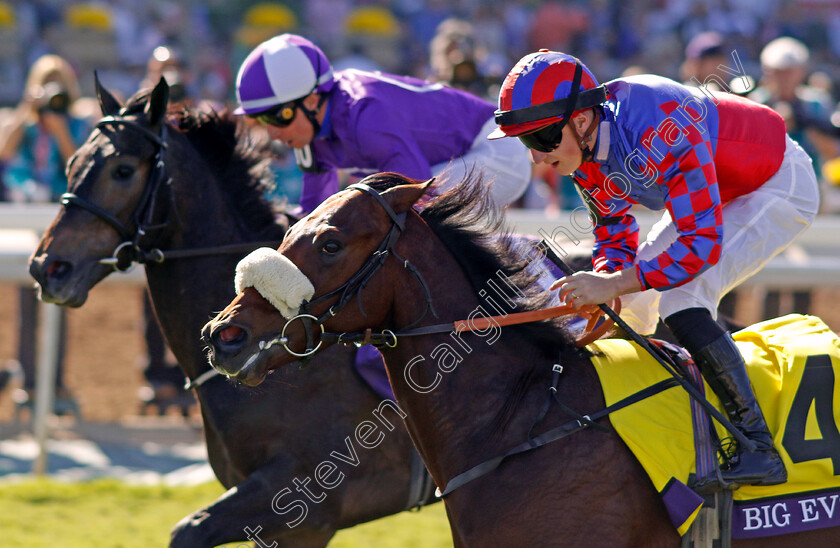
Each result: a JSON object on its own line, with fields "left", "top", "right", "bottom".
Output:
{"left": 234, "top": 247, "right": 315, "bottom": 319}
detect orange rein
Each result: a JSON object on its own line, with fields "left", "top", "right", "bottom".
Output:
{"left": 453, "top": 299, "right": 621, "bottom": 347}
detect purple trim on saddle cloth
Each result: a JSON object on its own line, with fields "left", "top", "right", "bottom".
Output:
{"left": 661, "top": 477, "right": 705, "bottom": 529}
{"left": 684, "top": 354, "right": 718, "bottom": 480}
{"left": 353, "top": 344, "right": 395, "bottom": 401}
{"left": 649, "top": 339, "right": 719, "bottom": 482}
{"left": 732, "top": 488, "right": 840, "bottom": 538}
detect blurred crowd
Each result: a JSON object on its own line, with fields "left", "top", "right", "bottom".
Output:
{"left": 0, "top": 1, "right": 838, "bottom": 107}
{"left": 3, "top": 0, "right": 839, "bottom": 207}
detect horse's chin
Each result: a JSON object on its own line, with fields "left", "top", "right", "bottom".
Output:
{"left": 233, "top": 367, "right": 268, "bottom": 387}
{"left": 30, "top": 257, "right": 110, "bottom": 308}
{"left": 215, "top": 346, "right": 273, "bottom": 387}
{"left": 36, "top": 283, "right": 90, "bottom": 308}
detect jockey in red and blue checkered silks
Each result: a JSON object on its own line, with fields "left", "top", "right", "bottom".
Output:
{"left": 491, "top": 49, "right": 821, "bottom": 493}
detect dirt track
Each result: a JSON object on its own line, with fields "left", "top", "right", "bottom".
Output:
{"left": 1, "top": 282, "right": 839, "bottom": 424}
{"left": 0, "top": 283, "right": 157, "bottom": 422}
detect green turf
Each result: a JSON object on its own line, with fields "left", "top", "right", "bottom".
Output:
{"left": 0, "top": 478, "right": 453, "bottom": 547}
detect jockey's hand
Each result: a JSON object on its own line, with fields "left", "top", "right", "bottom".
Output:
{"left": 550, "top": 267, "right": 642, "bottom": 311}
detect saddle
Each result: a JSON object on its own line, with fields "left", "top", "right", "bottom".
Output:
{"left": 588, "top": 314, "right": 840, "bottom": 540}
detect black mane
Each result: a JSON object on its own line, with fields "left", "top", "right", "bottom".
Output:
{"left": 359, "top": 171, "right": 577, "bottom": 352}
{"left": 123, "top": 91, "right": 287, "bottom": 238}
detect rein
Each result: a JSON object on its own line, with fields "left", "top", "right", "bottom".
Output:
{"left": 60, "top": 115, "right": 281, "bottom": 271}
{"left": 319, "top": 303, "right": 581, "bottom": 348}
{"left": 263, "top": 182, "right": 603, "bottom": 358}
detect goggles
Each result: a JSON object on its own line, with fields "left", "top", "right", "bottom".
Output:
{"left": 248, "top": 101, "right": 299, "bottom": 127}
{"left": 518, "top": 123, "right": 565, "bottom": 153}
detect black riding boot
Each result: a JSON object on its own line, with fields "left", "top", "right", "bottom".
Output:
{"left": 665, "top": 308, "right": 787, "bottom": 492}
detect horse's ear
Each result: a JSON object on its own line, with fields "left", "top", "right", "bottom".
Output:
{"left": 94, "top": 71, "right": 121, "bottom": 116}
{"left": 382, "top": 178, "right": 434, "bottom": 213}
{"left": 146, "top": 77, "right": 170, "bottom": 127}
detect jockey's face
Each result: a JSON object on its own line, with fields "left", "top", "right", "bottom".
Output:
{"left": 262, "top": 93, "right": 323, "bottom": 149}
{"left": 264, "top": 106, "right": 315, "bottom": 149}
{"left": 528, "top": 123, "right": 584, "bottom": 176}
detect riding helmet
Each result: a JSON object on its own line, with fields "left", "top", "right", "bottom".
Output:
{"left": 488, "top": 50, "right": 607, "bottom": 139}
{"left": 235, "top": 33, "right": 334, "bottom": 115}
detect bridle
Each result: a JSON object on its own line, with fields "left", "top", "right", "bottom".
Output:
{"left": 62, "top": 113, "right": 280, "bottom": 390}
{"left": 61, "top": 114, "right": 281, "bottom": 272}
{"left": 265, "top": 182, "right": 437, "bottom": 358}
{"left": 255, "top": 182, "right": 599, "bottom": 360}
{"left": 61, "top": 115, "right": 172, "bottom": 271}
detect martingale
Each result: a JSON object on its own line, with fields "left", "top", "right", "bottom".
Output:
{"left": 589, "top": 314, "right": 840, "bottom": 539}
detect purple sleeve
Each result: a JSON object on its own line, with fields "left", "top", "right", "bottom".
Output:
{"left": 299, "top": 170, "right": 339, "bottom": 215}
{"left": 355, "top": 104, "right": 433, "bottom": 180}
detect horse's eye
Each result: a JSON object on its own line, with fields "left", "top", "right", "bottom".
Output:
{"left": 322, "top": 240, "right": 342, "bottom": 254}
{"left": 111, "top": 165, "right": 135, "bottom": 180}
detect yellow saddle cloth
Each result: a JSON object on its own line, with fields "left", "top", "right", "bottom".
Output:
{"left": 589, "top": 314, "right": 840, "bottom": 539}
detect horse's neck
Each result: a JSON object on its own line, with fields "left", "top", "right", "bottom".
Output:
{"left": 143, "top": 146, "right": 274, "bottom": 380}
{"left": 381, "top": 217, "right": 563, "bottom": 487}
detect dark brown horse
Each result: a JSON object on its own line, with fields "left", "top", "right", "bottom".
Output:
{"left": 28, "top": 79, "right": 434, "bottom": 547}
{"left": 202, "top": 172, "right": 836, "bottom": 547}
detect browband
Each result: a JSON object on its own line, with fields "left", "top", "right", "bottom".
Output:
{"left": 495, "top": 85, "right": 608, "bottom": 127}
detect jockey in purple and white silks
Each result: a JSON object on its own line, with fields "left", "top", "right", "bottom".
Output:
{"left": 490, "top": 49, "right": 821, "bottom": 494}
{"left": 233, "top": 34, "right": 532, "bottom": 402}
{"left": 234, "top": 33, "right": 531, "bottom": 215}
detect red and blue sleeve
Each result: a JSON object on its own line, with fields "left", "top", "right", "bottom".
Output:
{"left": 636, "top": 135, "right": 723, "bottom": 290}
{"left": 574, "top": 169, "right": 640, "bottom": 274}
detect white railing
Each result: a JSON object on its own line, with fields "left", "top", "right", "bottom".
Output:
{"left": 2, "top": 203, "right": 840, "bottom": 286}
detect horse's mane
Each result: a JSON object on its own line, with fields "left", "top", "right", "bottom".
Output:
{"left": 123, "top": 91, "right": 288, "bottom": 238}
{"left": 361, "top": 171, "right": 577, "bottom": 353}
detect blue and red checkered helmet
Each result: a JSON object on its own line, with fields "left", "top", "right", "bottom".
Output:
{"left": 235, "top": 34, "right": 334, "bottom": 115}
{"left": 488, "top": 50, "right": 607, "bottom": 139}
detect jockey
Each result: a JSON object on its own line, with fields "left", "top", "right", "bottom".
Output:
{"left": 234, "top": 33, "right": 532, "bottom": 215}
{"left": 490, "top": 50, "right": 820, "bottom": 492}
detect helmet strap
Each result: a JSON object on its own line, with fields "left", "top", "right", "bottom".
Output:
{"left": 568, "top": 108, "right": 601, "bottom": 163}
{"left": 301, "top": 93, "right": 329, "bottom": 137}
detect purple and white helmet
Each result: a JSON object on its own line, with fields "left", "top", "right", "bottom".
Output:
{"left": 235, "top": 34, "right": 334, "bottom": 115}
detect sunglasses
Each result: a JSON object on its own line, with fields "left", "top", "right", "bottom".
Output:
{"left": 518, "top": 122, "right": 565, "bottom": 153}
{"left": 248, "top": 101, "right": 299, "bottom": 127}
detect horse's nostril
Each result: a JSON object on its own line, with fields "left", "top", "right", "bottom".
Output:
{"left": 46, "top": 261, "right": 71, "bottom": 280}
{"left": 218, "top": 325, "right": 246, "bottom": 345}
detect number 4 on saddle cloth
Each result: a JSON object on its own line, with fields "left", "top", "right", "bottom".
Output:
{"left": 589, "top": 313, "right": 840, "bottom": 540}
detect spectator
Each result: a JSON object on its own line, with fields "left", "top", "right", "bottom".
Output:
{"left": 749, "top": 36, "right": 839, "bottom": 318}
{"left": 428, "top": 18, "right": 492, "bottom": 100}
{"left": 680, "top": 31, "right": 730, "bottom": 90}
{"left": 0, "top": 53, "right": 89, "bottom": 416}
{"left": 681, "top": 31, "right": 742, "bottom": 319}
{"left": 750, "top": 37, "right": 837, "bottom": 172}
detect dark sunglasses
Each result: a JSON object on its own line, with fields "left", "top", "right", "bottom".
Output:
{"left": 247, "top": 101, "right": 299, "bottom": 127}
{"left": 518, "top": 122, "right": 565, "bottom": 153}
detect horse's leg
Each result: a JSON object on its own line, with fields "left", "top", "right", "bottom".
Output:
{"left": 169, "top": 457, "right": 336, "bottom": 548}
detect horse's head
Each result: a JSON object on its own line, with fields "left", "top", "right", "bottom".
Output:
{"left": 30, "top": 75, "right": 172, "bottom": 306}
{"left": 203, "top": 173, "right": 431, "bottom": 386}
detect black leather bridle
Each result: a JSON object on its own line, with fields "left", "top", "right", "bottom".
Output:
{"left": 61, "top": 114, "right": 281, "bottom": 271}
{"left": 60, "top": 115, "right": 172, "bottom": 271}
{"left": 264, "top": 182, "right": 436, "bottom": 359}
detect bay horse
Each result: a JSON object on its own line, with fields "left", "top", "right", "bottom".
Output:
{"left": 202, "top": 172, "right": 837, "bottom": 547}
{"left": 28, "top": 78, "right": 434, "bottom": 547}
